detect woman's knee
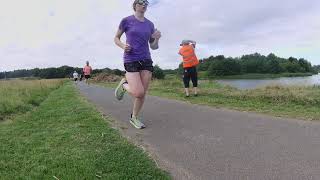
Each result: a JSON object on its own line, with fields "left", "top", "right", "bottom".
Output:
{"left": 132, "top": 88, "right": 145, "bottom": 98}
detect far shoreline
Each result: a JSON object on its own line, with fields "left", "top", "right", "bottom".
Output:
{"left": 202, "top": 72, "right": 318, "bottom": 80}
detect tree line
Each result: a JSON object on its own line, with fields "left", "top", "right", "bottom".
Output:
{"left": 1, "top": 53, "right": 318, "bottom": 79}
{"left": 194, "top": 53, "right": 318, "bottom": 76}
{"left": 0, "top": 66, "right": 104, "bottom": 79}
{"left": 313, "top": 65, "right": 320, "bottom": 72}
{"left": 0, "top": 65, "right": 166, "bottom": 80}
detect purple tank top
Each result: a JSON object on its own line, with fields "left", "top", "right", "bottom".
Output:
{"left": 119, "top": 15, "right": 155, "bottom": 63}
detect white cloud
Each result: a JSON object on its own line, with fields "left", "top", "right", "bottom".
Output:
{"left": 0, "top": 0, "right": 319, "bottom": 71}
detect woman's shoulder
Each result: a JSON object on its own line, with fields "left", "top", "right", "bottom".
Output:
{"left": 122, "top": 15, "right": 135, "bottom": 21}
{"left": 144, "top": 17, "right": 154, "bottom": 27}
{"left": 144, "top": 17, "right": 153, "bottom": 23}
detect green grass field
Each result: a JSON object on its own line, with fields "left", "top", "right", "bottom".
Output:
{"left": 152, "top": 76, "right": 320, "bottom": 120}
{"left": 0, "top": 79, "right": 64, "bottom": 120}
{"left": 97, "top": 76, "right": 320, "bottom": 121}
{"left": 0, "top": 82, "right": 170, "bottom": 179}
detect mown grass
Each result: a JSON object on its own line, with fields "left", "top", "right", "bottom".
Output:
{"left": 0, "top": 83, "right": 170, "bottom": 179}
{"left": 97, "top": 75, "right": 320, "bottom": 120}
{"left": 0, "top": 79, "right": 64, "bottom": 120}
{"left": 150, "top": 76, "right": 320, "bottom": 120}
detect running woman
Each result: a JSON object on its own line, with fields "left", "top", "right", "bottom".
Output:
{"left": 114, "top": 0, "right": 161, "bottom": 129}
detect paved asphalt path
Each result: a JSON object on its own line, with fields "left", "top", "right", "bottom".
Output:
{"left": 77, "top": 83, "right": 320, "bottom": 180}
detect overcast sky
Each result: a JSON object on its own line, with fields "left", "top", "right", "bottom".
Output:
{"left": 1, "top": 0, "right": 319, "bottom": 71}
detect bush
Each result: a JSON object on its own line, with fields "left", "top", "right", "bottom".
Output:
{"left": 112, "top": 69, "right": 125, "bottom": 76}
{"left": 153, "top": 65, "right": 165, "bottom": 79}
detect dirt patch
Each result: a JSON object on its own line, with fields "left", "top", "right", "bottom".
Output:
{"left": 93, "top": 73, "right": 123, "bottom": 82}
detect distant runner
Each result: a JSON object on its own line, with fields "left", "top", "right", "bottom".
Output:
{"left": 83, "top": 61, "right": 92, "bottom": 85}
{"left": 73, "top": 71, "right": 79, "bottom": 83}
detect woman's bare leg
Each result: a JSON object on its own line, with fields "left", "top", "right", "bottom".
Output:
{"left": 132, "top": 70, "right": 152, "bottom": 116}
{"left": 123, "top": 72, "right": 145, "bottom": 117}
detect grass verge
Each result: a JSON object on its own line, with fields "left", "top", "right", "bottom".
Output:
{"left": 0, "top": 83, "right": 170, "bottom": 179}
{"left": 96, "top": 76, "right": 320, "bottom": 121}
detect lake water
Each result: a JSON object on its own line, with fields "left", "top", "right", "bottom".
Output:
{"left": 217, "top": 74, "right": 320, "bottom": 90}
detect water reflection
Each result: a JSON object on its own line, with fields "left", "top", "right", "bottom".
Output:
{"left": 217, "top": 74, "right": 320, "bottom": 90}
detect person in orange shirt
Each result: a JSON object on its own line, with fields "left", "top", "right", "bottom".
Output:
{"left": 83, "top": 61, "right": 92, "bottom": 85}
{"left": 178, "top": 40, "right": 199, "bottom": 97}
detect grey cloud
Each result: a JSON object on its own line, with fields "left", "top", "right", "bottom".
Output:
{"left": 148, "top": 0, "right": 320, "bottom": 66}
{"left": 1, "top": 0, "right": 319, "bottom": 71}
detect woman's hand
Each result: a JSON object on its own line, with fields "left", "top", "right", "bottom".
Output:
{"left": 152, "top": 29, "right": 161, "bottom": 40}
{"left": 123, "top": 44, "right": 131, "bottom": 52}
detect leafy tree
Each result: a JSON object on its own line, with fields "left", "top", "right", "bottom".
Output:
{"left": 268, "top": 59, "right": 282, "bottom": 73}
{"left": 112, "top": 69, "right": 125, "bottom": 76}
{"left": 313, "top": 65, "right": 320, "bottom": 72}
{"left": 197, "top": 59, "right": 211, "bottom": 71}
{"left": 152, "top": 65, "right": 165, "bottom": 79}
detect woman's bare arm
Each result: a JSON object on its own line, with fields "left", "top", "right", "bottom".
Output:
{"left": 114, "top": 29, "right": 125, "bottom": 49}
{"left": 114, "top": 29, "right": 131, "bottom": 52}
{"left": 150, "top": 38, "right": 159, "bottom": 50}
{"left": 150, "top": 29, "right": 161, "bottom": 50}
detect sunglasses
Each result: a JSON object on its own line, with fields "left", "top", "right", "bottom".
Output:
{"left": 137, "top": 0, "right": 149, "bottom": 6}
